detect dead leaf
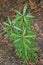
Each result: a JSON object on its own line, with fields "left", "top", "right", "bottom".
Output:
{"left": 29, "top": 0, "right": 36, "bottom": 9}
{"left": 29, "top": 0, "right": 41, "bottom": 12}
{"left": 40, "top": 1, "right": 43, "bottom": 8}
{"left": 34, "top": 23, "right": 39, "bottom": 31}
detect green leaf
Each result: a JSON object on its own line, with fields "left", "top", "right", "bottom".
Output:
{"left": 18, "top": 19, "right": 23, "bottom": 27}
{"left": 23, "top": 28, "right": 26, "bottom": 36}
{"left": 28, "top": 31, "right": 35, "bottom": 35}
{"left": 23, "top": 3, "right": 28, "bottom": 15}
{"left": 3, "top": 27, "right": 9, "bottom": 32}
{"left": 25, "top": 34, "right": 35, "bottom": 38}
{"left": 13, "top": 26, "right": 21, "bottom": 30}
{"left": 24, "top": 16, "right": 28, "bottom": 24}
{"left": 4, "top": 32, "right": 11, "bottom": 36}
{"left": 26, "top": 13, "right": 35, "bottom": 18}
{"left": 11, "top": 33, "right": 21, "bottom": 39}
{"left": 3, "top": 22, "right": 9, "bottom": 26}
{"left": 15, "top": 10, "right": 22, "bottom": 16}
{"left": 14, "top": 15, "right": 22, "bottom": 21}
{"left": 8, "top": 16, "right": 11, "bottom": 25}
{"left": 26, "top": 39, "right": 31, "bottom": 44}
{"left": 14, "top": 38, "right": 20, "bottom": 43}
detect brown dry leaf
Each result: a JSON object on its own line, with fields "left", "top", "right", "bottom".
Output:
{"left": 29, "top": 0, "right": 41, "bottom": 12}
{"left": 33, "top": 8, "right": 40, "bottom": 12}
{"left": 40, "top": 1, "right": 43, "bottom": 8}
{"left": 34, "top": 23, "right": 39, "bottom": 31}
{"left": 29, "top": 0, "right": 36, "bottom": 9}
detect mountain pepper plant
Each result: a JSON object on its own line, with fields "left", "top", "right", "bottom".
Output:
{"left": 3, "top": 3, "right": 38, "bottom": 65}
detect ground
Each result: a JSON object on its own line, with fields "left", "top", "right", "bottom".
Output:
{"left": 0, "top": 0, "right": 43, "bottom": 65}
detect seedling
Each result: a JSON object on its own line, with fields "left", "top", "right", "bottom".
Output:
{"left": 3, "top": 3, "right": 38, "bottom": 65}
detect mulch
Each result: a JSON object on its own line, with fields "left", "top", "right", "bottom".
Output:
{"left": 0, "top": 0, "right": 43, "bottom": 65}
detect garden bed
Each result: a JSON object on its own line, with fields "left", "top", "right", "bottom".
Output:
{"left": 0, "top": 0, "right": 43, "bottom": 65}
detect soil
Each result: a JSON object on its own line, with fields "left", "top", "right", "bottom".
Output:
{"left": 0, "top": 0, "right": 43, "bottom": 65}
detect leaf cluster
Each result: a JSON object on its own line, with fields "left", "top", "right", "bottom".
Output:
{"left": 3, "top": 3, "right": 37, "bottom": 65}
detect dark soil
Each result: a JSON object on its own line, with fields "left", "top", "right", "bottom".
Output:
{"left": 0, "top": 0, "right": 43, "bottom": 65}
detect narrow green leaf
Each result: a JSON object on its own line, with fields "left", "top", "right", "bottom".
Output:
{"left": 13, "top": 26, "right": 21, "bottom": 30}
{"left": 8, "top": 16, "right": 11, "bottom": 25}
{"left": 3, "top": 22, "right": 9, "bottom": 26}
{"left": 23, "top": 28, "right": 26, "bottom": 36}
{"left": 24, "top": 16, "right": 28, "bottom": 24}
{"left": 18, "top": 19, "right": 23, "bottom": 27}
{"left": 11, "top": 33, "right": 21, "bottom": 39}
{"left": 15, "top": 10, "right": 22, "bottom": 16}
{"left": 14, "top": 15, "right": 22, "bottom": 21}
{"left": 23, "top": 3, "right": 28, "bottom": 15}
{"left": 26, "top": 13, "right": 35, "bottom": 18}
{"left": 25, "top": 34, "right": 35, "bottom": 38}
{"left": 14, "top": 38, "right": 20, "bottom": 43}
{"left": 3, "top": 27, "right": 9, "bottom": 31}
{"left": 26, "top": 39, "right": 31, "bottom": 44}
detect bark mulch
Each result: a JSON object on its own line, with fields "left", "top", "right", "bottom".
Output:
{"left": 0, "top": 0, "right": 43, "bottom": 65}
